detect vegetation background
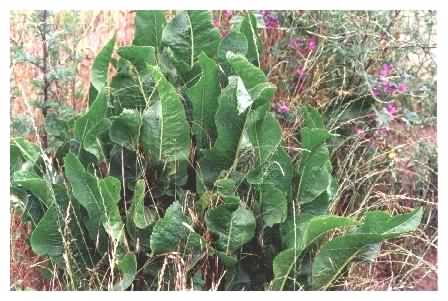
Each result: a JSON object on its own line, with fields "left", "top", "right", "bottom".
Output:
{"left": 10, "top": 10, "right": 437, "bottom": 290}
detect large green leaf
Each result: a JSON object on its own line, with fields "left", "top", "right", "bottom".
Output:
{"left": 64, "top": 153, "right": 124, "bottom": 243}
{"left": 64, "top": 153, "right": 102, "bottom": 225}
{"left": 129, "top": 179, "right": 157, "bottom": 229}
{"left": 161, "top": 11, "right": 220, "bottom": 70}
{"left": 298, "top": 127, "right": 333, "bottom": 205}
{"left": 245, "top": 109, "right": 294, "bottom": 224}
{"left": 30, "top": 204, "right": 64, "bottom": 257}
{"left": 133, "top": 11, "right": 166, "bottom": 52}
{"left": 311, "top": 208, "right": 423, "bottom": 290}
{"left": 198, "top": 76, "right": 248, "bottom": 185}
{"left": 355, "top": 208, "right": 424, "bottom": 238}
{"left": 186, "top": 52, "right": 220, "bottom": 149}
{"left": 10, "top": 143, "right": 24, "bottom": 174}
{"left": 205, "top": 206, "right": 256, "bottom": 254}
{"left": 12, "top": 171, "right": 54, "bottom": 207}
{"left": 247, "top": 111, "right": 281, "bottom": 161}
{"left": 11, "top": 137, "right": 41, "bottom": 164}
{"left": 110, "top": 56, "right": 154, "bottom": 110}
{"left": 117, "top": 46, "right": 156, "bottom": 74}
{"left": 91, "top": 34, "right": 116, "bottom": 91}
{"left": 297, "top": 106, "right": 335, "bottom": 212}
{"left": 150, "top": 201, "right": 188, "bottom": 255}
{"left": 113, "top": 253, "right": 137, "bottom": 290}
{"left": 140, "top": 65, "right": 190, "bottom": 162}
{"left": 238, "top": 13, "right": 262, "bottom": 66}
{"left": 259, "top": 184, "right": 287, "bottom": 228}
{"left": 109, "top": 109, "right": 142, "bottom": 150}
{"left": 217, "top": 31, "right": 249, "bottom": 61}
{"left": 198, "top": 58, "right": 282, "bottom": 189}
{"left": 74, "top": 89, "right": 111, "bottom": 160}
{"left": 302, "top": 105, "right": 325, "bottom": 129}
{"left": 272, "top": 215, "right": 356, "bottom": 290}
{"left": 226, "top": 52, "right": 267, "bottom": 90}
{"left": 98, "top": 176, "right": 125, "bottom": 242}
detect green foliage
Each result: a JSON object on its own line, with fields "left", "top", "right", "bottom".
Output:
{"left": 30, "top": 204, "right": 64, "bottom": 257}
{"left": 238, "top": 13, "right": 262, "bottom": 66}
{"left": 311, "top": 208, "right": 423, "bottom": 289}
{"left": 10, "top": 10, "right": 422, "bottom": 291}
{"left": 186, "top": 52, "right": 220, "bottom": 149}
{"left": 133, "top": 11, "right": 166, "bottom": 51}
{"left": 74, "top": 88, "right": 111, "bottom": 160}
{"left": 206, "top": 205, "right": 256, "bottom": 254}
{"left": 150, "top": 201, "right": 187, "bottom": 255}
{"left": 91, "top": 34, "right": 116, "bottom": 92}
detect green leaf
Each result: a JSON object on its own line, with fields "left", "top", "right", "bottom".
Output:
{"left": 130, "top": 179, "right": 156, "bottom": 229}
{"left": 205, "top": 206, "right": 256, "bottom": 254}
{"left": 133, "top": 11, "right": 166, "bottom": 52}
{"left": 198, "top": 77, "right": 246, "bottom": 185}
{"left": 150, "top": 201, "right": 188, "bottom": 255}
{"left": 247, "top": 111, "right": 281, "bottom": 167}
{"left": 161, "top": 11, "right": 220, "bottom": 69}
{"left": 110, "top": 54, "right": 155, "bottom": 110}
{"left": 10, "top": 144, "right": 24, "bottom": 174}
{"left": 186, "top": 52, "right": 220, "bottom": 149}
{"left": 141, "top": 65, "right": 191, "bottom": 162}
{"left": 355, "top": 208, "right": 424, "bottom": 239}
{"left": 117, "top": 46, "right": 156, "bottom": 73}
{"left": 302, "top": 105, "right": 325, "bottom": 129}
{"left": 272, "top": 215, "right": 356, "bottom": 290}
{"left": 259, "top": 184, "right": 287, "bottom": 228}
{"left": 12, "top": 171, "right": 54, "bottom": 207}
{"left": 226, "top": 52, "right": 267, "bottom": 89}
{"left": 11, "top": 137, "right": 41, "bottom": 164}
{"left": 246, "top": 108, "right": 294, "bottom": 197}
{"left": 109, "top": 109, "right": 142, "bottom": 150}
{"left": 30, "top": 204, "right": 64, "bottom": 257}
{"left": 64, "top": 153, "right": 102, "bottom": 227}
{"left": 238, "top": 13, "right": 262, "bottom": 66}
{"left": 113, "top": 253, "right": 137, "bottom": 290}
{"left": 311, "top": 208, "right": 423, "bottom": 290}
{"left": 64, "top": 153, "right": 122, "bottom": 242}
{"left": 298, "top": 127, "right": 333, "bottom": 206}
{"left": 91, "top": 34, "right": 116, "bottom": 91}
{"left": 98, "top": 176, "right": 125, "bottom": 242}
{"left": 311, "top": 233, "right": 385, "bottom": 290}
{"left": 217, "top": 31, "right": 248, "bottom": 61}
{"left": 74, "top": 89, "right": 110, "bottom": 160}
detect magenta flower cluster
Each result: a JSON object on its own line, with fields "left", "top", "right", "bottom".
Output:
{"left": 289, "top": 36, "right": 317, "bottom": 56}
{"left": 372, "top": 64, "right": 408, "bottom": 97}
{"left": 261, "top": 10, "right": 280, "bottom": 29}
{"left": 273, "top": 102, "right": 290, "bottom": 114}
{"left": 222, "top": 10, "right": 233, "bottom": 18}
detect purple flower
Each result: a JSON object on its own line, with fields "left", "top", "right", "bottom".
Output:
{"left": 276, "top": 102, "right": 290, "bottom": 113}
{"left": 307, "top": 36, "right": 317, "bottom": 51}
{"left": 378, "top": 63, "right": 393, "bottom": 78}
{"left": 288, "top": 37, "right": 303, "bottom": 49}
{"left": 397, "top": 83, "right": 408, "bottom": 93}
{"left": 382, "top": 81, "right": 398, "bottom": 94}
{"left": 372, "top": 86, "right": 381, "bottom": 97}
{"left": 386, "top": 103, "right": 398, "bottom": 118}
{"left": 223, "top": 10, "right": 233, "bottom": 18}
{"left": 261, "top": 11, "right": 279, "bottom": 29}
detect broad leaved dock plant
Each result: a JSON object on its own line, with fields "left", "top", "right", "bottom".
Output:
{"left": 10, "top": 10, "right": 422, "bottom": 291}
